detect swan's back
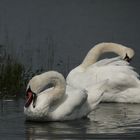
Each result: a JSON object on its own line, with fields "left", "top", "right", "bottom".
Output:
{"left": 67, "top": 57, "right": 140, "bottom": 89}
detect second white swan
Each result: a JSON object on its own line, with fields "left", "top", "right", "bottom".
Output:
{"left": 67, "top": 42, "right": 140, "bottom": 103}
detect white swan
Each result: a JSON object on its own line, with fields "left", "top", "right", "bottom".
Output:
{"left": 24, "top": 71, "right": 108, "bottom": 121}
{"left": 67, "top": 42, "right": 140, "bottom": 103}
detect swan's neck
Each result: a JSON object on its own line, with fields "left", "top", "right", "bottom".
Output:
{"left": 81, "top": 42, "right": 127, "bottom": 69}
{"left": 35, "top": 71, "right": 66, "bottom": 103}
{"left": 49, "top": 75, "right": 66, "bottom": 102}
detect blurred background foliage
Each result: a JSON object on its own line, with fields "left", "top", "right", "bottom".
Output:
{"left": 0, "top": 45, "right": 43, "bottom": 99}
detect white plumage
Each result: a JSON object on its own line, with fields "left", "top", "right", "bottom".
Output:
{"left": 67, "top": 42, "right": 140, "bottom": 103}
{"left": 24, "top": 71, "right": 108, "bottom": 121}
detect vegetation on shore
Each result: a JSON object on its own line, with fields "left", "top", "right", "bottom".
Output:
{"left": 0, "top": 46, "right": 43, "bottom": 99}
{"left": 0, "top": 35, "right": 71, "bottom": 99}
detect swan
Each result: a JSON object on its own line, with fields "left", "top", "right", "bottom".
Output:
{"left": 24, "top": 71, "right": 108, "bottom": 121}
{"left": 67, "top": 42, "right": 140, "bottom": 103}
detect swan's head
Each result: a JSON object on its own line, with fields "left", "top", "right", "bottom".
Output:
{"left": 24, "top": 72, "right": 55, "bottom": 109}
{"left": 25, "top": 79, "right": 54, "bottom": 109}
{"left": 24, "top": 71, "right": 65, "bottom": 109}
{"left": 25, "top": 86, "right": 37, "bottom": 108}
{"left": 123, "top": 47, "right": 135, "bottom": 62}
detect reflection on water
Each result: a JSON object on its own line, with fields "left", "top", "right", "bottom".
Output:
{"left": 0, "top": 99, "right": 140, "bottom": 139}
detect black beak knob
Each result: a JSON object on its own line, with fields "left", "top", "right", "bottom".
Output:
{"left": 124, "top": 54, "right": 131, "bottom": 62}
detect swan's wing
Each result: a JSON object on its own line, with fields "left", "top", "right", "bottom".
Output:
{"left": 87, "top": 57, "right": 139, "bottom": 88}
{"left": 91, "top": 57, "right": 139, "bottom": 78}
{"left": 65, "top": 86, "right": 88, "bottom": 115}
{"left": 87, "top": 80, "right": 109, "bottom": 109}
{"left": 51, "top": 86, "right": 88, "bottom": 119}
{"left": 87, "top": 61, "right": 140, "bottom": 91}
{"left": 67, "top": 57, "right": 137, "bottom": 88}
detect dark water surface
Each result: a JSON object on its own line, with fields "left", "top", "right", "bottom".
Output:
{"left": 0, "top": 100, "right": 140, "bottom": 139}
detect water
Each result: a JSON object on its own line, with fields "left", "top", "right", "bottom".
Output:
{"left": 0, "top": 100, "right": 140, "bottom": 139}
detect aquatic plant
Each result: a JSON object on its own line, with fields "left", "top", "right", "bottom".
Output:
{"left": 0, "top": 46, "right": 34, "bottom": 98}
{"left": 0, "top": 53, "right": 24, "bottom": 98}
